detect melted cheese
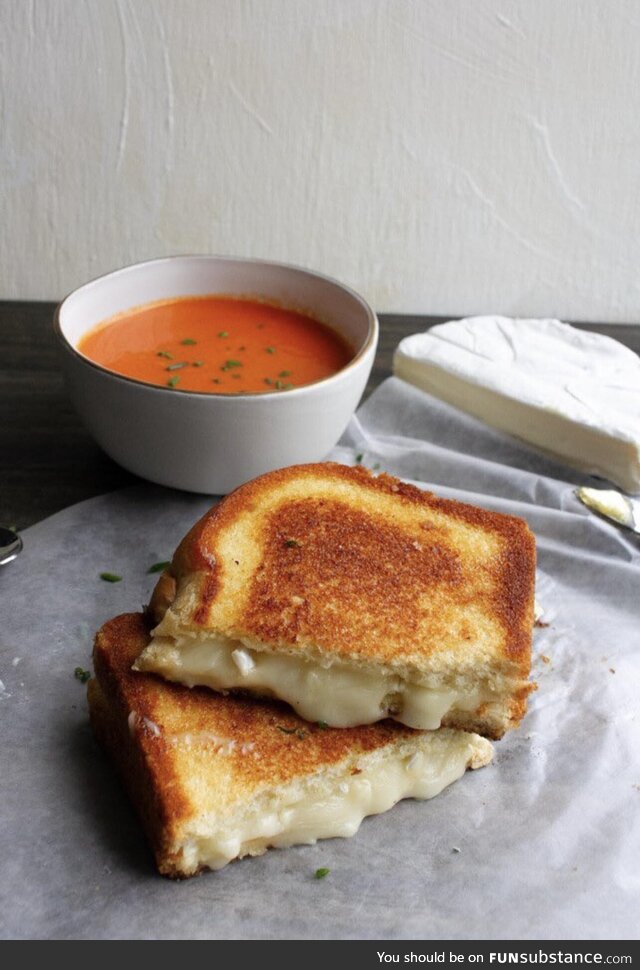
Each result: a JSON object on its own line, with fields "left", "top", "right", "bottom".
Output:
{"left": 147, "top": 634, "right": 494, "bottom": 729}
{"left": 180, "top": 736, "right": 485, "bottom": 871}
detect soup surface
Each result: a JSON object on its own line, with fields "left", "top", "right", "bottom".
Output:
{"left": 77, "top": 296, "right": 353, "bottom": 394}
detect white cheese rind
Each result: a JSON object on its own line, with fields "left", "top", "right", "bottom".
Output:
{"left": 179, "top": 733, "right": 491, "bottom": 871}
{"left": 393, "top": 316, "right": 640, "bottom": 493}
{"left": 145, "top": 634, "right": 494, "bottom": 730}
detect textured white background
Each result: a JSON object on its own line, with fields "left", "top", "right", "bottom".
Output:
{"left": 3, "top": 0, "right": 640, "bottom": 320}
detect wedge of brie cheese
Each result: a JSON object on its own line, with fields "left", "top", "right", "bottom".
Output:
{"left": 394, "top": 316, "right": 640, "bottom": 493}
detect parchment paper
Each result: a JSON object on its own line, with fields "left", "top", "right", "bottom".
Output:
{"left": 1, "top": 376, "right": 639, "bottom": 940}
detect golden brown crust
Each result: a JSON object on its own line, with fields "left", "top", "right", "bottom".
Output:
{"left": 88, "top": 679, "right": 187, "bottom": 877}
{"left": 148, "top": 572, "right": 177, "bottom": 627}
{"left": 152, "top": 463, "right": 536, "bottom": 689}
{"left": 91, "top": 614, "right": 193, "bottom": 871}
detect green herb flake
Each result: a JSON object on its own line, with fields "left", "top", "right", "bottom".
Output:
{"left": 217, "top": 331, "right": 229, "bottom": 338}
{"left": 284, "top": 538, "right": 300, "bottom": 548}
{"left": 167, "top": 376, "right": 180, "bottom": 388}
{"left": 314, "top": 867, "right": 330, "bottom": 880}
{"left": 278, "top": 370, "right": 291, "bottom": 378}
{"left": 74, "top": 667, "right": 91, "bottom": 683}
{"left": 355, "top": 453, "right": 363, "bottom": 464}
{"left": 192, "top": 360, "right": 204, "bottom": 367}
{"left": 316, "top": 721, "right": 329, "bottom": 730}
{"left": 147, "top": 561, "right": 170, "bottom": 574}
{"left": 264, "top": 377, "right": 274, "bottom": 385}
{"left": 221, "top": 359, "right": 242, "bottom": 371}
{"left": 372, "top": 463, "right": 381, "bottom": 471}
{"left": 157, "top": 351, "right": 173, "bottom": 359}
{"left": 166, "top": 361, "right": 188, "bottom": 371}
{"left": 99, "top": 572, "right": 122, "bottom": 583}
{"left": 181, "top": 338, "right": 197, "bottom": 345}
{"left": 265, "top": 346, "right": 276, "bottom": 354}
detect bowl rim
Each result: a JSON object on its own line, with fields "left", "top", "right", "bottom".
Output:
{"left": 53, "top": 254, "right": 378, "bottom": 399}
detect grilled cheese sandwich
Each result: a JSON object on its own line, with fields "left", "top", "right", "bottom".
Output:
{"left": 90, "top": 613, "right": 493, "bottom": 877}
{"left": 136, "top": 463, "right": 535, "bottom": 738}
{"left": 136, "top": 463, "right": 536, "bottom": 738}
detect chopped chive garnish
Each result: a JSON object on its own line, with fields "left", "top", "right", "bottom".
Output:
{"left": 166, "top": 361, "right": 188, "bottom": 371}
{"left": 264, "top": 377, "right": 274, "bottom": 385}
{"left": 147, "top": 561, "right": 170, "bottom": 574}
{"left": 221, "top": 359, "right": 242, "bottom": 370}
{"left": 74, "top": 667, "right": 91, "bottom": 683}
{"left": 278, "top": 370, "right": 291, "bottom": 377}
{"left": 284, "top": 538, "right": 300, "bottom": 548}
{"left": 355, "top": 453, "right": 363, "bottom": 463}
{"left": 99, "top": 572, "right": 122, "bottom": 583}
{"left": 157, "top": 351, "right": 173, "bottom": 359}
{"left": 181, "top": 338, "right": 197, "bottom": 345}
{"left": 217, "top": 331, "right": 229, "bottom": 338}
{"left": 265, "top": 346, "right": 276, "bottom": 354}
{"left": 372, "top": 463, "right": 380, "bottom": 470}
{"left": 316, "top": 721, "right": 329, "bottom": 729}
{"left": 282, "top": 383, "right": 294, "bottom": 390}
{"left": 167, "top": 376, "right": 180, "bottom": 387}
{"left": 192, "top": 361, "right": 204, "bottom": 367}
{"left": 314, "top": 868, "right": 330, "bottom": 880}
{"left": 275, "top": 380, "right": 284, "bottom": 389}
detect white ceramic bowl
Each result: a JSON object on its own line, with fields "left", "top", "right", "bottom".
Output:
{"left": 54, "top": 256, "right": 378, "bottom": 493}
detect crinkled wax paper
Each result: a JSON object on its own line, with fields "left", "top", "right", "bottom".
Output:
{"left": 1, "top": 378, "right": 638, "bottom": 939}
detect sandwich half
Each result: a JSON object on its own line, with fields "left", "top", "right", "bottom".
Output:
{"left": 135, "top": 463, "right": 536, "bottom": 739}
{"left": 90, "top": 612, "right": 493, "bottom": 877}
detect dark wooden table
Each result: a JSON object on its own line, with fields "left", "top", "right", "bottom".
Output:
{"left": 3, "top": 301, "right": 639, "bottom": 529}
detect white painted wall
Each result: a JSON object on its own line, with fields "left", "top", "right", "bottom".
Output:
{"left": 3, "top": 0, "right": 640, "bottom": 320}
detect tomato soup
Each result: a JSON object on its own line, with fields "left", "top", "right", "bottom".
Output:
{"left": 77, "top": 296, "right": 353, "bottom": 394}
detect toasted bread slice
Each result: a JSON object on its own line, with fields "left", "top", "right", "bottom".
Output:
{"left": 90, "top": 613, "right": 493, "bottom": 877}
{"left": 135, "top": 463, "right": 536, "bottom": 739}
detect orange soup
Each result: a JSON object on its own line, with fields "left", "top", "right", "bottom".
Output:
{"left": 78, "top": 296, "right": 353, "bottom": 394}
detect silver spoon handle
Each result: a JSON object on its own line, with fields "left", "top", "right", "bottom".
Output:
{"left": 0, "top": 527, "right": 23, "bottom": 565}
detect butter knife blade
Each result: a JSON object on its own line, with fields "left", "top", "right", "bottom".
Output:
{"left": 576, "top": 487, "right": 640, "bottom": 535}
